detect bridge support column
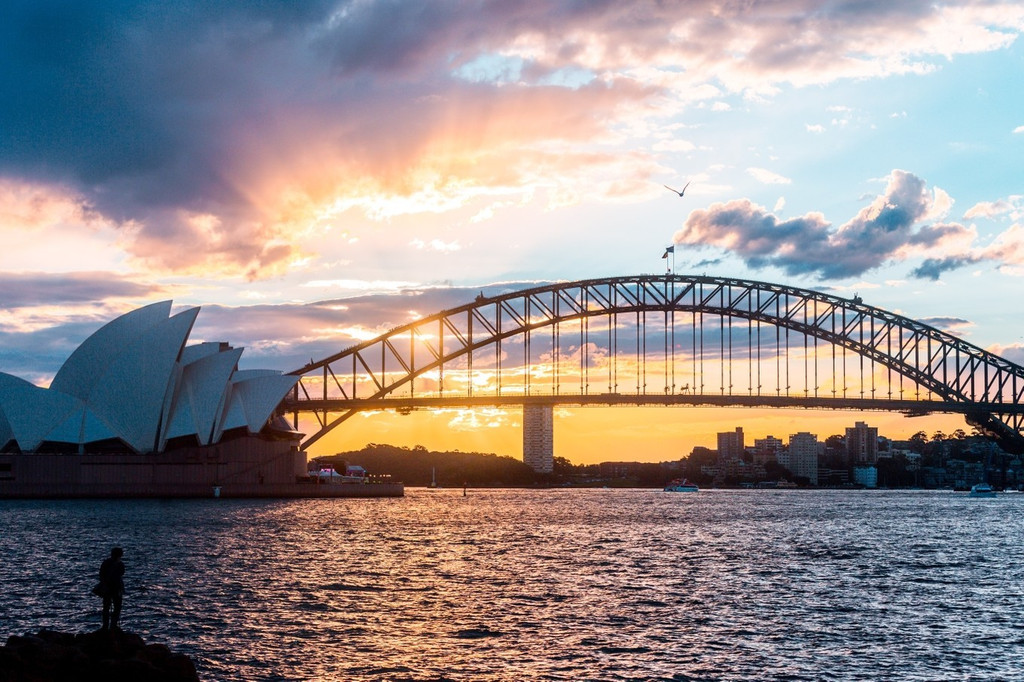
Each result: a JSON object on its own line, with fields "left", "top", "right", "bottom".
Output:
{"left": 523, "top": 404, "right": 554, "bottom": 473}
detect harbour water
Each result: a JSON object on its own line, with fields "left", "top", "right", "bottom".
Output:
{"left": 2, "top": 489, "right": 1022, "bottom": 680}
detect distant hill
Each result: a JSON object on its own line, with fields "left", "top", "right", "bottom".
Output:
{"left": 316, "top": 443, "right": 542, "bottom": 487}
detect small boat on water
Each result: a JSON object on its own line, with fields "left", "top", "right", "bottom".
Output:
{"left": 969, "top": 482, "right": 997, "bottom": 498}
{"left": 664, "top": 478, "right": 699, "bottom": 492}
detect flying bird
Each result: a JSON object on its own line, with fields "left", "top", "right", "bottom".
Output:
{"left": 664, "top": 180, "right": 691, "bottom": 197}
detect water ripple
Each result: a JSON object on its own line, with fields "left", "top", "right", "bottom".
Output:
{"left": 2, "top": 490, "right": 1023, "bottom": 680}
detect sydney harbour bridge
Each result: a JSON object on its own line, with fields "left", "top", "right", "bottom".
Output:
{"left": 283, "top": 274, "right": 1024, "bottom": 458}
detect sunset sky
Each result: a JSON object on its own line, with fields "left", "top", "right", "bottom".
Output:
{"left": 2, "top": 1, "right": 1023, "bottom": 463}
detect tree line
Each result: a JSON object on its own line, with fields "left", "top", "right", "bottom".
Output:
{"left": 318, "top": 427, "right": 1014, "bottom": 489}
{"left": 316, "top": 443, "right": 542, "bottom": 487}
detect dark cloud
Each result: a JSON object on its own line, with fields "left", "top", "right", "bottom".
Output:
{"left": 0, "top": 326, "right": 84, "bottom": 383}
{"left": 673, "top": 170, "right": 971, "bottom": 280}
{"left": 674, "top": 198, "right": 836, "bottom": 276}
{"left": 2, "top": 3, "right": 294, "bottom": 192}
{"left": 187, "top": 280, "right": 779, "bottom": 373}
{"left": 3, "top": 2, "right": 1013, "bottom": 277}
{"left": 918, "top": 316, "right": 972, "bottom": 332}
{"left": 0, "top": 0, "right": 624, "bottom": 195}
{"left": 832, "top": 171, "right": 929, "bottom": 252}
{"left": 0, "top": 272, "right": 165, "bottom": 378}
{"left": 319, "top": 1, "right": 474, "bottom": 76}
{"left": 1, "top": 276, "right": 1002, "bottom": 386}
{"left": 0, "top": 313, "right": 146, "bottom": 384}
{"left": 1, "top": 1, "right": 666, "bottom": 275}
{"left": 189, "top": 282, "right": 550, "bottom": 371}
{"left": 0, "top": 2, "right": 336, "bottom": 272}
{"left": 0, "top": 280, "right": 552, "bottom": 381}
{"left": 910, "top": 256, "right": 980, "bottom": 280}
{"left": 992, "top": 344, "right": 1024, "bottom": 366}
{"left": 4, "top": 2, "right": 1011, "bottom": 266}
{"left": 0, "top": 272, "right": 163, "bottom": 307}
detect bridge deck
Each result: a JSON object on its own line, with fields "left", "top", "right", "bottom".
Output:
{"left": 286, "top": 395, "right": 1024, "bottom": 415}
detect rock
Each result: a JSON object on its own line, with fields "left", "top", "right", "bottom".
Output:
{"left": 0, "top": 629, "right": 199, "bottom": 682}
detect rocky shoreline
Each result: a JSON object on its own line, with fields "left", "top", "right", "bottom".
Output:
{"left": 0, "top": 629, "right": 199, "bottom": 682}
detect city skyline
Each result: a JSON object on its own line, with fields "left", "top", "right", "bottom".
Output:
{"left": 663, "top": 418, "right": 952, "bottom": 461}
{"left": 3, "top": 2, "right": 1023, "bottom": 463}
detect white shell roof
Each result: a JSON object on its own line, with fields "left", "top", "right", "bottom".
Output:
{"left": 45, "top": 406, "right": 118, "bottom": 445}
{"left": 179, "top": 342, "right": 228, "bottom": 366}
{"left": 0, "top": 373, "right": 81, "bottom": 451}
{"left": 50, "top": 301, "right": 173, "bottom": 401}
{"left": 163, "top": 346, "right": 242, "bottom": 446}
{"left": 90, "top": 308, "right": 200, "bottom": 452}
{"left": 0, "top": 409, "right": 13, "bottom": 449}
{"left": 0, "top": 301, "right": 298, "bottom": 454}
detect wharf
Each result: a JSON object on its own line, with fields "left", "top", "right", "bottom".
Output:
{"left": 0, "top": 449, "right": 404, "bottom": 499}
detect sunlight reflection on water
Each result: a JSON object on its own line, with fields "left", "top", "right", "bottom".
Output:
{"left": 2, "top": 490, "right": 1023, "bottom": 681}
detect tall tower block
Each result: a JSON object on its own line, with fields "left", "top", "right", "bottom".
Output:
{"left": 523, "top": 404, "right": 554, "bottom": 473}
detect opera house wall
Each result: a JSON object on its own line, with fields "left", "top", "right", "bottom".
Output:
{"left": 0, "top": 302, "right": 402, "bottom": 498}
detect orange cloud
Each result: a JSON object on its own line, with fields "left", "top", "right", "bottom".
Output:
{"left": 6, "top": 2, "right": 1022, "bottom": 280}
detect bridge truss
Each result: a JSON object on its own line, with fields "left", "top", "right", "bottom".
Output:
{"left": 286, "top": 275, "right": 1024, "bottom": 452}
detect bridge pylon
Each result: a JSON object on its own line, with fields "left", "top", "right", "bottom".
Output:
{"left": 523, "top": 404, "right": 554, "bottom": 473}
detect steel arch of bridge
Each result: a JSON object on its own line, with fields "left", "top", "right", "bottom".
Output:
{"left": 286, "top": 274, "right": 1024, "bottom": 452}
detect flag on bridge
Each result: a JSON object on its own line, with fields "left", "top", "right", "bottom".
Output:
{"left": 662, "top": 245, "right": 675, "bottom": 258}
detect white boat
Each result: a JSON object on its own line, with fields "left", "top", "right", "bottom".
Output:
{"left": 664, "top": 478, "right": 699, "bottom": 492}
{"left": 969, "top": 482, "right": 997, "bottom": 498}
{"left": 309, "top": 465, "right": 372, "bottom": 484}
{"left": 427, "top": 467, "right": 438, "bottom": 489}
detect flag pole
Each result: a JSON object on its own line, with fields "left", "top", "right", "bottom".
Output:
{"left": 662, "top": 245, "right": 675, "bottom": 275}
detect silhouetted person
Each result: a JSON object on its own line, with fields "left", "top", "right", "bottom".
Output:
{"left": 98, "top": 547, "right": 125, "bottom": 631}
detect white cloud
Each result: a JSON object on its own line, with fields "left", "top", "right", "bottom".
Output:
{"left": 965, "top": 200, "right": 1011, "bottom": 219}
{"left": 964, "top": 196, "right": 1023, "bottom": 220}
{"left": 0, "top": 179, "right": 129, "bottom": 273}
{"left": 747, "top": 168, "right": 792, "bottom": 185}
{"left": 652, "top": 139, "right": 697, "bottom": 152}
{"left": 411, "top": 238, "right": 461, "bottom": 252}
{"left": 926, "top": 187, "right": 954, "bottom": 221}
{"left": 301, "top": 279, "right": 420, "bottom": 295}
{"left": 987, "top": 342, "right": 1024, "bottom": 365}
{"left": 310, "top": 325, "right": 388, "bottom": 342}
{"left": 672, "top": 170, "right": 1002, "bottom": 281}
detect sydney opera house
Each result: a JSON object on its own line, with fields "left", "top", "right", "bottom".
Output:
{"left": 0, "top": 301, "right": 401, "bottom": 498}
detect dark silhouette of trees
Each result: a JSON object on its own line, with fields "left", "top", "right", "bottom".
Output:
{"left": 318, "top": 443, "right": 539, "bottom": 486}
{"left": 311, "top": 428, "right": 1019, "bottom": 489}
